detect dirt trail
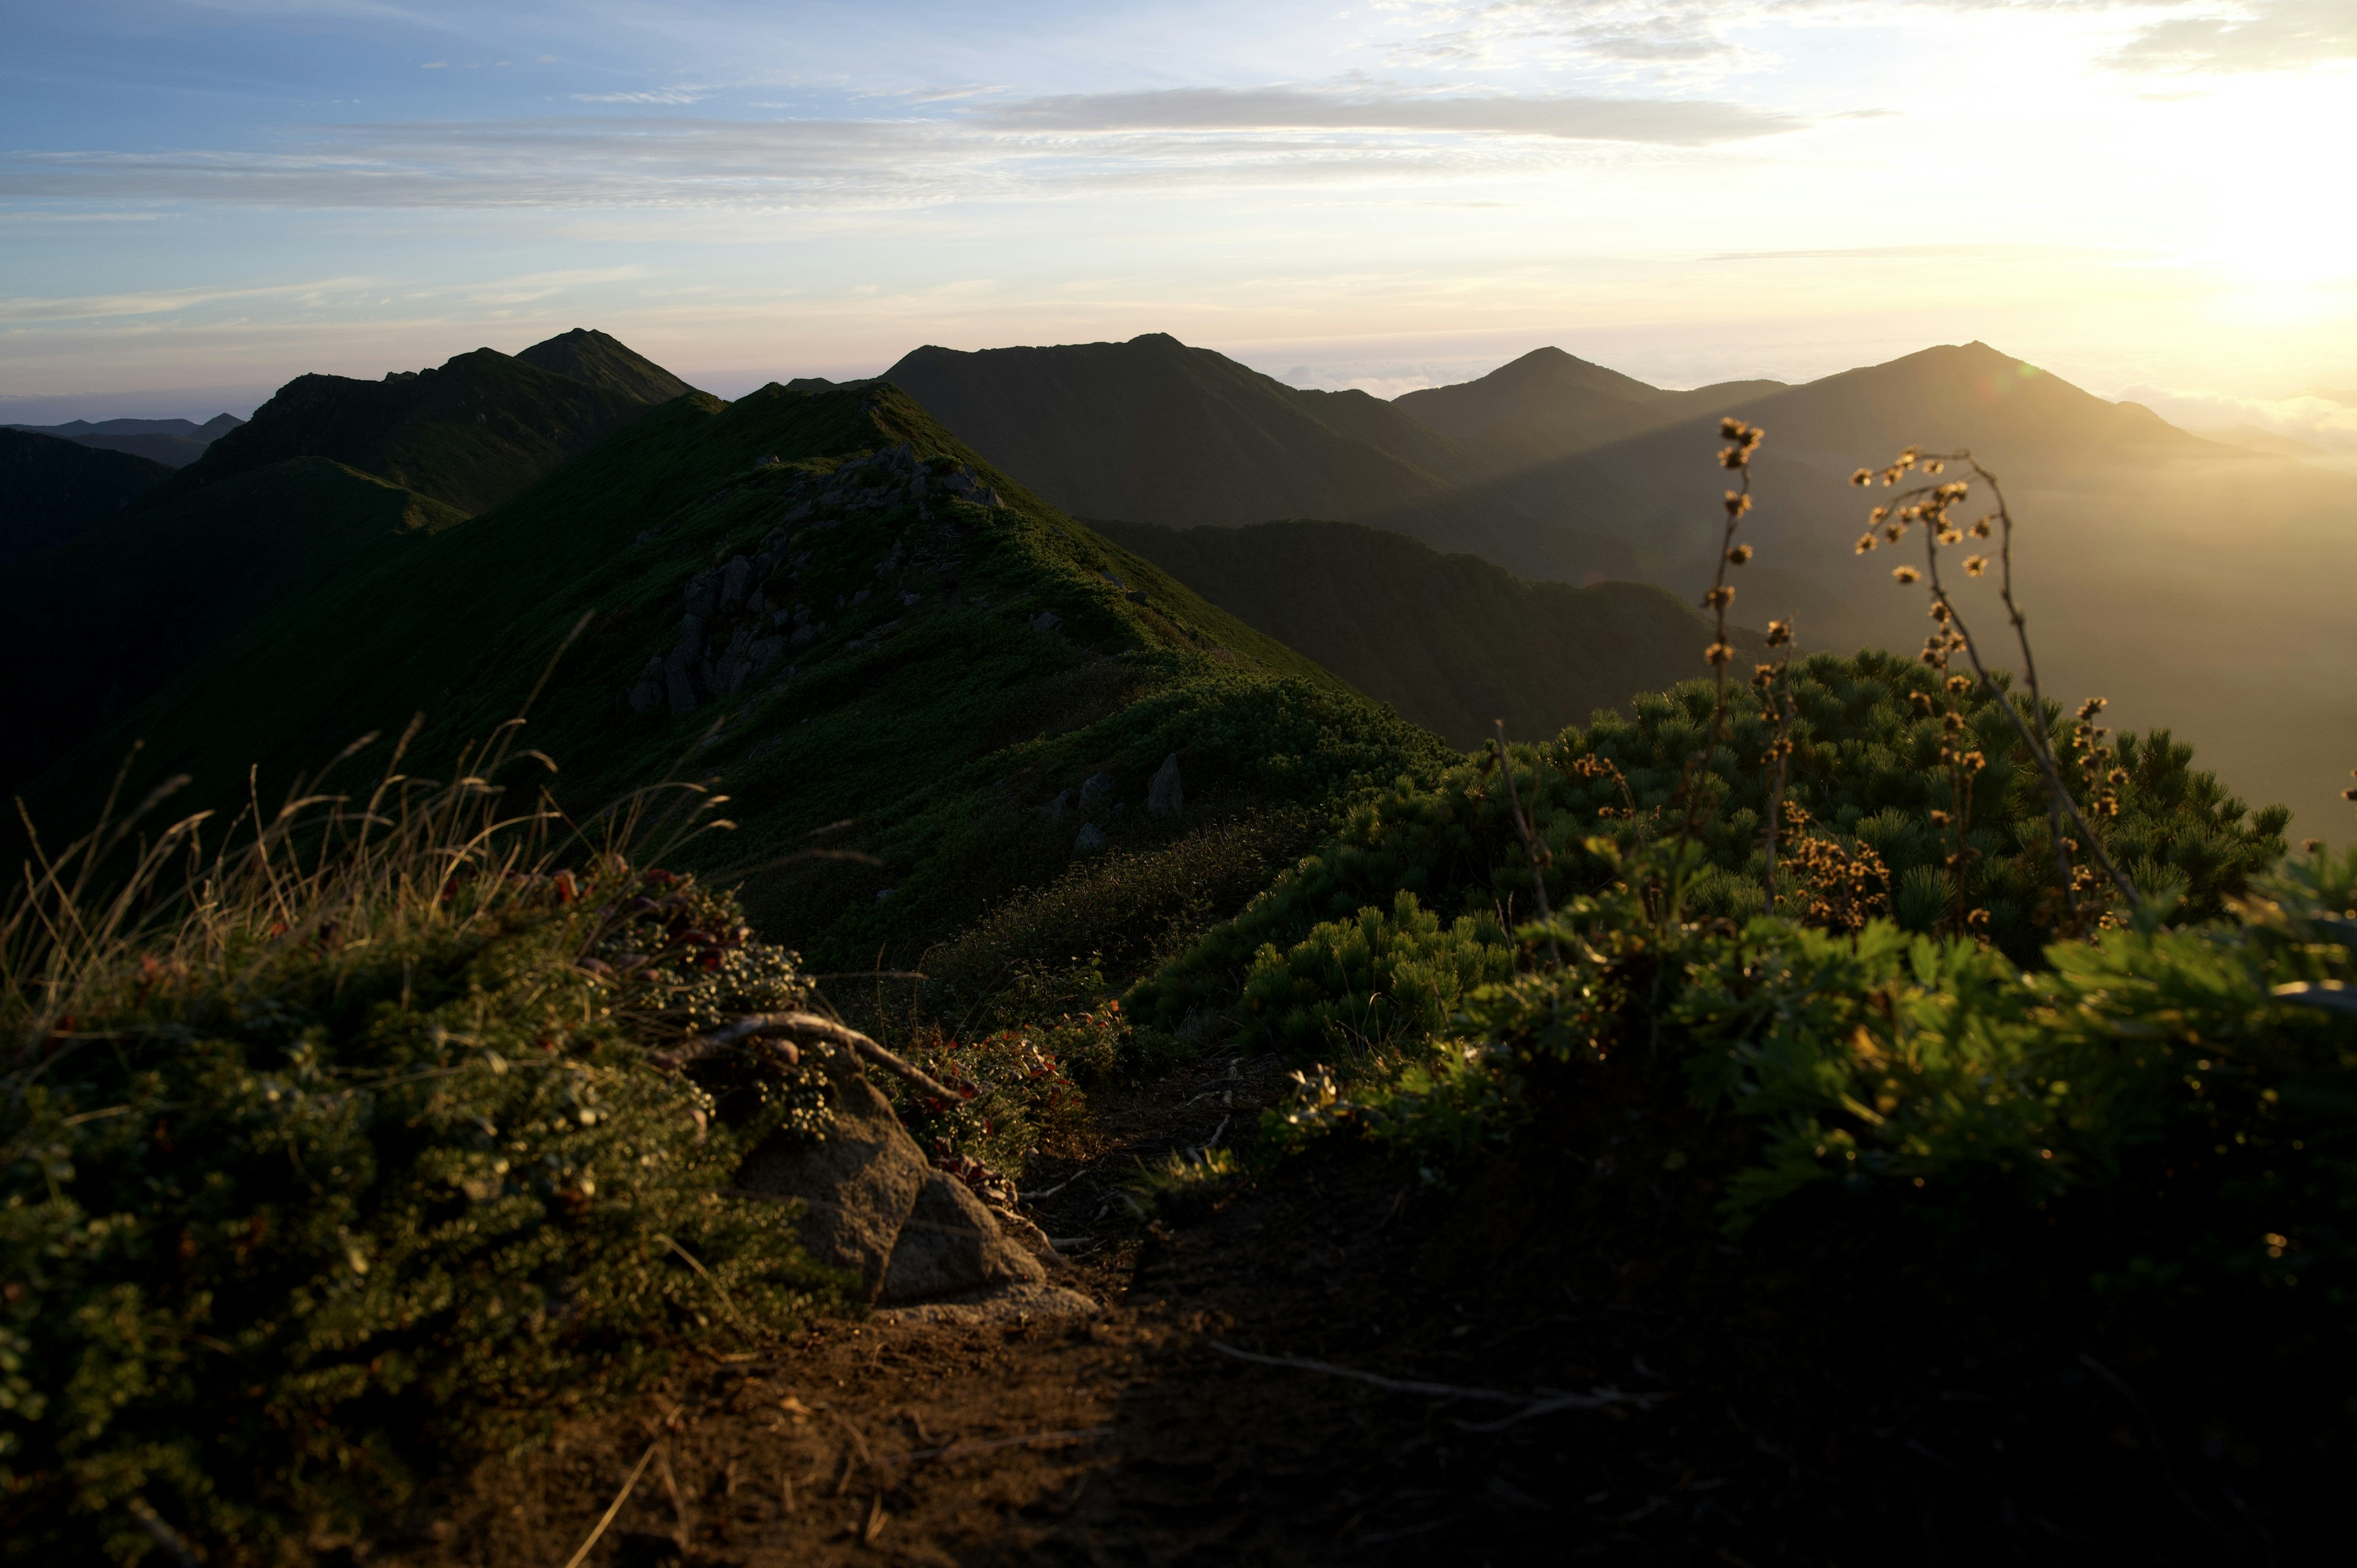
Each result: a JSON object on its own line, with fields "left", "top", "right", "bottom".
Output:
{"left": 375, "top": 1052, "right": 2252, "bottom": 1568}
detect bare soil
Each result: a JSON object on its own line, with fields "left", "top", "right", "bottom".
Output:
{"left": 372, "top": 1052, "right": 2310, "bottom": 1568}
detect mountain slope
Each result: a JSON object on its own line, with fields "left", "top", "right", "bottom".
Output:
{"left": 882, "top": 333, "right": 1475, "bottom": 528}
{"left": 0, "top": 428, "right": 176, "bottom": 563}
{"left": 0, "top": 458, "right": 466, "bottom": 790}
{"left": 23, "top": 380, "right": 1450, "bottom": 971}
{"left": 137, "top": 336, "right": 676, "bottom": 517}
{"left": 516, "top": 326, "right": 697, "bottom": 403}
{"left": 1091, "top": 517, "right": 1760, "bottom": 749}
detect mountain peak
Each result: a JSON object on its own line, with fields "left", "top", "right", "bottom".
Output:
{"left": 516, "top": 328, "right": 694, "bottom": 404}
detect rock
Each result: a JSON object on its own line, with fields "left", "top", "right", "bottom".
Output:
{"left": 1041, "top": 789, "right": 1076, "bottom": 822}
{"left": 877, "top": 1170, "right": 1048, "bottom": 1305}
{"left": 720, "top": 554, "right": 754, "bottom": 611}
{"left": 684, "top": 570, "right": 721, "bottom": 619}
{"left": 1029, "top": 610, "right": 1062, "bottom": 633}
{"left": 1074, "top": 823, "right": 1106, "bottom": 852}
{"left": 626, "top": 656, "right": 666, "bottom": 714}
{"left": 748, "top": 636, "right": 788, "bottom": 679}
{"left": 733, "top": 1049, "right": 928, "bottom": 1302}
{"left": 1148, "top": 752, "right": 1183, "bottom": 819}
{"left": 673, "top": 612, "right": 708, "bottom": 662}
{"left": 634, "top": 529, "right": 656, "bottom": 546}
{"left": 1080, "top": 770, "right": 1115, "bottom": 806}
{"left": 664, "top": 654, "right": 698, "bottom": 715}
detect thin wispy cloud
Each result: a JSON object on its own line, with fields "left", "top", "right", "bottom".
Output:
{"left": 0, "top": 85, "right": 1795, "bottom": 214}
{"left": 0, "top": 277, "right": 370, "bottom": 324}
{"left": 981, "top": 86, "right": 1796, "bottom": 144}
{"left": 571, "top": 89, "right": 710, "bottom": 104}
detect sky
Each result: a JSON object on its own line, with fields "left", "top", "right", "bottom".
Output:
{"left": 2, "top": 0, "right": 2353, "bottom": 454}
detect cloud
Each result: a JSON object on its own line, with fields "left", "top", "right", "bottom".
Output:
{"left": 2107, "top": 0, "right": 2357, "bottom": 73}
{"left": 2121, "top": 382, "right": 2357, "bottom": 473}
{"left": 980, "top": 86, "right": 1795, "bottom": 145}
{"left": 0, "top": 277, "right": 369, "bottom": 323}
{"left": 0, "top": 84, "right": 1792, "bottom": 214}
{"left": 570, "top": 89, "right": 709, "bottom": 104}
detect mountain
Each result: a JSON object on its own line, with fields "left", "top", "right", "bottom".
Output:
{"left": 0, "top": 428, "right": 176, "bottom": 563}
{"left": 1394, "top": 346, "right": 1787, "bottom": 471}
{"left": 515, "top": 326, "right": 697, "bottom": 404}
{"left": 13, "top": 377, "right": 1449, "bottom": 973}
{"left": 140, "top": 333, "right": 684, "bottom": 518}
{"left": 1091, "top": 517, "right": 1760, "bottom": 749}
{"left": 5, "top": 413, "right": 246, "bottom": 469}
{"left": 881, "top": 333, "right": 1476, "bottom": 528}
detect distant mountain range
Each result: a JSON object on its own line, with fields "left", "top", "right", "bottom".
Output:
{"left": 5, "top": 412, "right": 245, "bottom": 469}
{"left": 9, "top": 324, "right": 2353, "bottom": 844}
{"left": 888, "top": 333, "right": 2357, "bottom": 836}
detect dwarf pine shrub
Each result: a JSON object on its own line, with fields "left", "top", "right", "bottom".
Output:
{"left": 1239, "top": 890, "right": 1511, "bottom": 1056}
{"left": 0, "top": 752, "right": 834, "bottom": 1562}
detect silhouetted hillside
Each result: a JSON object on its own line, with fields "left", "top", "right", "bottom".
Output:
{"left": 883, "top": 333, "right": 1476, "bottom": 528}
{"left": 0, "top": 428, "right": 175, "bottom": 563}
{"left": 1093, "top": 517, "right": 1758, "bottom": 748}
{"left": 139, "top": 334, "right": 679, "bottom": 517}
{"left": 516, "top": 326, "right": 697, "bottom": 404}
{"left": 1395, "top": 346, "right": 1786, "bottom": 471}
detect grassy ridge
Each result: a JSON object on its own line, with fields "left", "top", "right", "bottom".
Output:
{"left": 25, "top": 382, "right": 1450, "bottom": 975}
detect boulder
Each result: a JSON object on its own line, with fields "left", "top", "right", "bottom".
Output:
{"left": 876, "top": 1170, "right": 1048, "bottom": 1305}
{"left": 626, "top": 657, "right": 667, "bottom": 714}
{"left": 733, "top": 1049, "right": 929, "bottom": 1301}
{"left": 1147, "top": 752, "right": 1183, "bottom": 819}
{"left": 1074, "top": 823, "right": 1107, "bottom": 852}
{"left": 684, "top": 570, "right": 721, "bottom": 619}
{"left": 1080, "top": 770, "right": 1115, "bottom": 805}
{"left": 1041, "top": 789, "right": 1076, "bottom": 822}
{"left": 720, "top": 554, "right": 754, "bottom": 611}
{"left": 1029, "top": 610, "right": 1062, "bottom": 633}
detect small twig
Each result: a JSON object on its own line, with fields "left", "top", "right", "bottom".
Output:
{"left": 656, "top": 1233, "right": 753, "bottom": 1334}
{"left": 125, "top": 1498, "right": 198, "bottom": 1568}
{"left": 1492, "top": 722, "right": 1562, "bottom": 965}
{"left": 894, "top": 1426, "right": 1115, "bottom": 1464}
{"left": 1209, "top": 1342, "right": 1660, "bottom": 1415}
{"left": 558, "top": 1441, "right": 659, "bottom": 1568}
{"left": 662, "top": 1011, "right": 967, "bottom": 1103}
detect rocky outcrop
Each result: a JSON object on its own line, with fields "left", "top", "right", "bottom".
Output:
{"left": 616, "top": 445, "right": 1002, "bottom": 717}
{"left": 1148, "top": 752, "right": 1183, "bottom": 819}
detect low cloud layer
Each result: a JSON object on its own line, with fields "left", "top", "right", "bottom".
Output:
{"left": 2126, "top": 383, "right": 2357, "bottom": 473}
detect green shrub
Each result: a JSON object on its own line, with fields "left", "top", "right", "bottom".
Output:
{"left": 1136, "top": 651, "right": 2288, "bottom": 1028}
{"left": 0, "top": 770, "right": 834, "bottom": 1562}
{"left": 1239, "top": 891, "right": 1511, "bottom": 1056}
